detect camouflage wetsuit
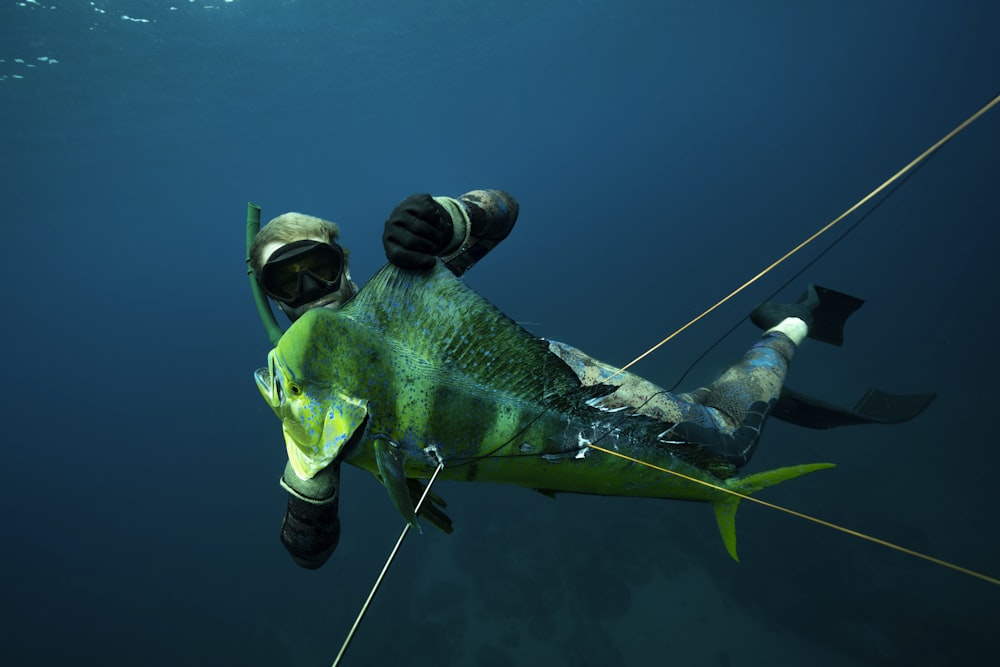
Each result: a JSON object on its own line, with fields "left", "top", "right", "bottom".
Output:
{"left": 549, "top": 333, "right": 797, "bottom": 475}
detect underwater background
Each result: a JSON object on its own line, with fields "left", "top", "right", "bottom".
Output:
{"left": 2, "top": 1, "right": 999, "bottom": 665}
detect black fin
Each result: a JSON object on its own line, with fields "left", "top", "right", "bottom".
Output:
{"left": 808, "top": 285, "right": 865, "bottom": 346}
{"left": 773, "top": 387, "right": 936, "bottom": 429}
{"left": 851, "top": 389, "right": 938, "bottom": 424}
{"left": 751, "top": 284, "right": 864, "bottom": 346}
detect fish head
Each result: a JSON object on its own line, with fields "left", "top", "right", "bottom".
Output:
{"left": 255, "top": 347, "right": 368, "bottom": 480}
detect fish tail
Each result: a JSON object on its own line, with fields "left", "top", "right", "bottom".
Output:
{"left": 712, "top": 462, "right": 835, "bottom": 561}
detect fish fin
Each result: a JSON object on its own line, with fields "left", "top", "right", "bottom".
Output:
{"left": 407, "top": 478, "right": 454, "bottom": 534}
{"left": 374, "top": 439, "right": 419, "bottom": 532}
{"left": 712, "top": 496, "right": 741, "bottom": 562}
{"left": 712, "top": 462, "right": 835, "bottom": 561}
{"left": 342, "top": 262, "right": 582, "bottom": 405}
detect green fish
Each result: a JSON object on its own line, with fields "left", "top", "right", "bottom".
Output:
{"left": 254, "top": 262, "right": 832, "bottom": 560}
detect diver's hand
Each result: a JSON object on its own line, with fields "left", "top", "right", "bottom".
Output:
{"left": 383, "top": 193, "right": 453, "bottom": 270}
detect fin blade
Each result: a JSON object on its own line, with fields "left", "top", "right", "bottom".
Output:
{"left": 853, "top": 389, "right": 937, "bottom": 424}
{"left": 774, "top": 387, "right": 936, "bottom": 429}
{"left": 808, "top": 285, "right": 865, "bottom": 346}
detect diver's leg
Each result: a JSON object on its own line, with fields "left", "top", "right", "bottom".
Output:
{"left": 547, "top": 326, "right": 802, "bottom": 469}
{"left": 667, "top": 327, "right": 801, "bottom": 467}
{"left": 662, "top": 286, "right": 863, "bottom": 465}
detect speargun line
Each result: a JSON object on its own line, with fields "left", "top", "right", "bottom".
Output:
{"left": 324, "top": 91, "right": 1000, "bottom": 664}
{"left": 609, "top": 90, "right": 1000, "bottom": 382}
{"left": 331, "top": 460, "right": 446, "bottom": 667}
{"left": 582, "top": 90, "right": 1000, "bottom": 586}
{"left": 586, "top": 443, "right": 1000, "bottom": 586}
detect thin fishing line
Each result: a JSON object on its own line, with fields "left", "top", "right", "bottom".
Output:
{"left": 332, "top": 461, "right": 446, "bottom": 667}
{"left": 665, "top": 153, "right": 931, "bottom": 393}
{"left": 610, "top": 90, "right": 1000, "bottom": 384}
{"left": 439, "top": 355, "right": 595, "bottom": 468}
{"left": 580, "top": 90, "right": 1000, "bottom": 586}
{"left": 337, "top": 92, "right": 1000, "bottom": 665}
{"left": 586, "top": 443, "right": 1000, "bottom": 586}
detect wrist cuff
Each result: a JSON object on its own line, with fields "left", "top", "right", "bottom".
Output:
{"left": 433, "top": 196, "right": 471, "bottom": 260}
{"left": 279, "top": 461, "right": 340, "bottom": 505}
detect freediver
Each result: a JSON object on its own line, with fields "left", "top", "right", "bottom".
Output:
{"left": 249, "top": 190, "right": 934, "bottom": 569}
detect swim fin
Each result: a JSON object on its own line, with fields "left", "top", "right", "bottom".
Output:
{"left": 773, "top": 387, "right": 937, "bottom": 429}
{"left": 752, "top": 284, "right": 865, "bottom": 346}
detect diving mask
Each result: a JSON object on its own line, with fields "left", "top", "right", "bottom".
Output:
{"left": 259, "top": 240, "right": 345, "bottom": 308}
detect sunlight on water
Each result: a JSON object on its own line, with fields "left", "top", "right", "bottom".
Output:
{"left": 2, "top": 0, "right": 240, "bottom": 81}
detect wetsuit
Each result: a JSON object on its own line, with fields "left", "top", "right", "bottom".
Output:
{"left": 549, "top": 333, "right": 797, "bottom": 473}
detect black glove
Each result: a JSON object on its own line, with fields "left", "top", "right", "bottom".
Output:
{"left": 383, "top": 193, "right": 453, "bottom": 270}
{"left": 280, "top": 495, "right": 340, "bottom": 570}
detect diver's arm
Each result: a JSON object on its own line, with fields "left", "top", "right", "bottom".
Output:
{"left": 278, "top": 461, "right": 341, "bottom": 569}
{"left": 436, "top": 190, "right": 519, "bottom": 276}
{"left": 383, "top": 190, "right": 519, "bottom": 276}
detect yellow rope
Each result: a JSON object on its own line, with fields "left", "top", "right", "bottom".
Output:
{"left": 596, "top": 91, "right": 1000, "bottom": 585}
{"left": 610, "top": 91, "right": 1000, "bottom": 380}
{"left": 587, "top": 443, "right": 1000, "bottom": 586}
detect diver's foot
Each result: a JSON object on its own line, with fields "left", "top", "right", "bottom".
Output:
{"left": 751, "top": 285, "right": 864, "bottom": 347}
{"left": 751, "top": 285, "right": 818, "bottom": 344}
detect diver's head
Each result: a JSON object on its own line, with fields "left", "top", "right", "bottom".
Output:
{"left": 250, "top": 212, "right": 358, "bottom": 321}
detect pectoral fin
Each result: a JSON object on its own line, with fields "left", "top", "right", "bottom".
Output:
{"left": 374, "top": 438, "right": 419, "bottom": 531}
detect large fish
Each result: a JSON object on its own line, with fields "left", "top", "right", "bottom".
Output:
{"left": 254, "top": 262, "right": 832, "bottom": 560}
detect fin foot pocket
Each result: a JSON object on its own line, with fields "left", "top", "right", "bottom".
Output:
{"left": 752, "top": 284, "right": 865, "bottom": 346}
{"left": 809, "top": 285, "right": 865, "bottom": 346}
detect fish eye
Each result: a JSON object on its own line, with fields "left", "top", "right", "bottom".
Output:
{"left": 289, "top": 384, "right": 302, "bottom": 396}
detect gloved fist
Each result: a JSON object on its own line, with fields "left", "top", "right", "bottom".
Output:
{"left": 382, "top": 193, "right": 453, "bottom": 270}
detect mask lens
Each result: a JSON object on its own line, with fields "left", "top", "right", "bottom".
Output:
{"left": 260, "top": 241, "right": 344, "bottom": 302}
{"left": 295, "top": 245, "right": 342, "bottom": 282}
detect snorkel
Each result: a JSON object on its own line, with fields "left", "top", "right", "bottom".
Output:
{"left": 246, "top": 202, "right": 285, "bottom": 346}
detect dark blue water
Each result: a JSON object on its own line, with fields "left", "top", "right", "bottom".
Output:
{"left": 3, "top": 2, "right": 998, "bottom": 665}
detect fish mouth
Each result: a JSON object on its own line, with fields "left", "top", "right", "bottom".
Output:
{"left": 254, "top": 351, "right": 282, "bottom": 408}
{"left": 284, "top": 424, "right": 331, "bottom": 480}
{"left": 254, "top": 366, "right": 275, "bottom": 407}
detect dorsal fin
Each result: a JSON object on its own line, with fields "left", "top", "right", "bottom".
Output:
{"left": 341, "top": 262, "right": 583, "bottom": 404}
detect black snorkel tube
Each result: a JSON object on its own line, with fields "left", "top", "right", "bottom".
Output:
{"left": 246, "top": 202, "right": 285, "bottom": 346}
